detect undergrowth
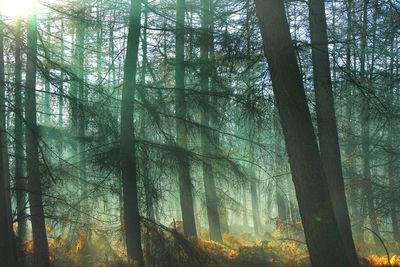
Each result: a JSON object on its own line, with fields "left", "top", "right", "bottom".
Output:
{"left": 19, "top": 220, "right": 400, "bottom": 267}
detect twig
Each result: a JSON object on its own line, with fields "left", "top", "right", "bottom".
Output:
{"left": 364, "top": 226, "right": 391, "bottom": 266}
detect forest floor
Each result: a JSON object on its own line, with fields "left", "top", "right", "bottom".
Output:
{"left": 21, "top": 221, "right": 400, "bottom": 267}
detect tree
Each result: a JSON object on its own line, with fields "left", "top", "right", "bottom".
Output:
{"left": 120, "top": 0, "right": 144, "bottom": 265}
{"left": 359, "top": 0, "right": 380, "bottom": 244}
{"left": 200, "top": 0, "right": 222, "bottom": 242}
{"left": 175, "top": 0, "right": 197, "bottom": 237}
{"left": 14, "top": 18, "right": 28, "bottom": 246}
{"left": 0, "top": 14, "right": 17, "bottom": 267}
{"left": 25, "top": 5, "right": 51, "bottom": 267}
{"left": 308, "top": 0, "right": 359, "bottom": 265}
{"left": 255, "top": 0, "right": 353, "bottom": 266}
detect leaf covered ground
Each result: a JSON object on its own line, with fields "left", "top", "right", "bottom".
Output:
{"left": 19, "top": 221, "right": 400, "bottom": 267}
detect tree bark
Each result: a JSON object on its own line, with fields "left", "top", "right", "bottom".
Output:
{"left": 200, "top": 0, "right": 222, "bottom": 242}
{"left": 255, "top": 1, "right": 351, "bottom": 266}
{"left": 0, "top": 15, "right": 17, "bottom": 267}
{"left": 175, "top": 0, "right": 197, "bottom": 237}
{"left": 359, "top": 0, "right": 380, "bottom": 244}
{"left": 386, "top": 18, "right": 399, "bottom": 241}
{"left": 343, "top": 0, "right": 363, "bottom": 243}
{"left": 25, "top": 9, "right": 50, "bottom": 267}
{"left": 120, "top": 0, "right": 144, "bottom": 265}
{"left": 248, "top": 133, "right": 261, "bottom": 236}
{"left": 308, "top": 0, "right": 359, "bottom": 265}
{"left": 14, "top": 18, "right": 28, "bottom": 245}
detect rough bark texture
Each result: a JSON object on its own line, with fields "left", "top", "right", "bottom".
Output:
{"left": 255, "top": 1, "right": 350, "bottom": 266}
{"left": 25, "top": 11, "right": 51, "bottom": 267}
{"left": 308, "top": 0, "right": 359, "bottom": 266}
{"left": 120, "top": 0, "right": 144, "bottom": 265}
{"left": 175, "top": 0, "right": 197, "bottom": 237}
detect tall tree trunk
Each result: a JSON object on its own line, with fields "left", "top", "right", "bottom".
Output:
{"left": 308, "top": 0, "right": 359, "bottom": 265}
{"left": 25, "top": 8, "right": 50, "bottom": 267}
{"left": 209, "top": 0, "right": 227, "bottom": 237}
{"left": 387, "top": 20, "right": 399, "bottom": 241}
{"left": 200, "top": 0, "right": 222, "bottom": 242}
{"left": 359, "top": 0, "right": 380, "bottom": 244}
{"left": 0, "top": 15, "right": 17, "bottom": 267}
{"left": 175, "top": 0, "right": 197, "bottom": 237}
{"left": 43, "top": 19, "right": 51, "bottom": 125}
{"left": 120, "top": 0, "right": 144, "bottom": 265}
{"left": 344, "top": 0, "right": 363, "bottom": 242}
{"left": 255, "top": 1, "right": 351, "bottom": 266}
{"left": 140, "top": 0, "right": 154, "bottom": 222}
{"left": 57, "top": 17, "right": 64, "bottom": 158}
{"left": 70, "top": 7, "right": 88, "bottom": 237}
{"left": 76, "top": 8, "right": 87, "bottom": 215}
{"left": 58, "top": 17, "right": 64, "bottom": 129}
{"left": 14, "top": 18, "right": 28, "bottom": 245}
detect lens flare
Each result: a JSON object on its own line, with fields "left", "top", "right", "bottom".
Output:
{"left": 0, "top": 0, "right": 35, "bottom": 18}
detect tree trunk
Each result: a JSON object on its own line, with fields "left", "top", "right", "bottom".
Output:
{"left": 14, "top": 18, "right": 28, "bottom": 245}
{"left": 43, "top": 19, "right": 51, "bottom": 125}
{"left": 120, "top": 0, "right": 144, "bottom": 265}
{"left": 274, "top": 116, "right": 289, "bottom": 223}
{"left": 175, "top": 0, "right": 197, "bottom": 237}
{"left": 250, "top": 175, "right": 261, "bottom": 235}
{"left": 248, "top": 128, "right": 261, "bottom": 236}
{"left": 25, "top": 9, "right": 50, "bottom": 267}
{"left": 343, "top": 0, "right": 363, "bottom": 243}
{"left": 200, "top": 0, "right": 222, "bottom": 242}
{"left": 0, "top": 15, "right": 17, "bottom": 267}
{"left": 359, "top": 0, "right": 380, "bottom": 244}
{"left": 242, "top": 185, "right": 249, "bottom": 227}
{"left": 308, "top": 0, "right": 359, "bottom": 265}
{"left": 387, "top": 19, "right": 399, "bottom": 241}
{"left": 57, "top": 17, "right": 64, "bottom": 158}
{"left": 255, "top": 1, "right": 351, "bottom": 266}
{"left": 76, "top": 8, "right": 87, "bottom": 216}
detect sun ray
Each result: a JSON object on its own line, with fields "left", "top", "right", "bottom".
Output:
{"left": 0, "top": 0, "right": 35, "bottom": 19}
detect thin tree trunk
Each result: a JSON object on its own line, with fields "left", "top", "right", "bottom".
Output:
{"left": 344, "top": 0, "right": 363, "bottom": 243}
{"left": 200, "top": 0, "right": 222, "bottom": 242}
{"left": 248, "top": 133, "right": 261, "bottom": 236}
{"left": 120, "top": 0, "right": 144, "bottom": 265}
{"left": 76, "top": 8, "right": 87, "bottom": 215}
{"left": 57, "top": 17, "right": 64, "bottom": 159}
{"left": 43, "top": 19, "right": 51, "bottom": 125}
{"left": 387, "top": 20, "right": 399, "bottom": 241}
{"left": 360, "top": 0, "right": 380, "bottom": 244}
{"left": 0, "top": 14, "right": 17, "bottom": 267}
{"left": 25, "top": 8, "right": 50, "bottom": 267}
{"left": 242, "top": 185, "right": 249, "bottom": 227}
{"left": 255, "top": 1, "right": 351, "bottom": 266}
{"left": 308, "top": 0, "right": 359, "bottom": 265}
{"left": 175, "top": 0, "right": 197, "bottom": 237}
{"left": 250, "top": 174, "right": 261, "bottom": 235}
{"left": 14, "top": 18, "right": 28, "bottom": 245}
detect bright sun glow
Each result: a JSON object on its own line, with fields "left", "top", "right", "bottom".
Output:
{"left": 0, "top": 0, "right": 35, "bottom": 19}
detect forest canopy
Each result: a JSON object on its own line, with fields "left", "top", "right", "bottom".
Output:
{"left": 0, "top": 0, "right": 399, "bottom": 266}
